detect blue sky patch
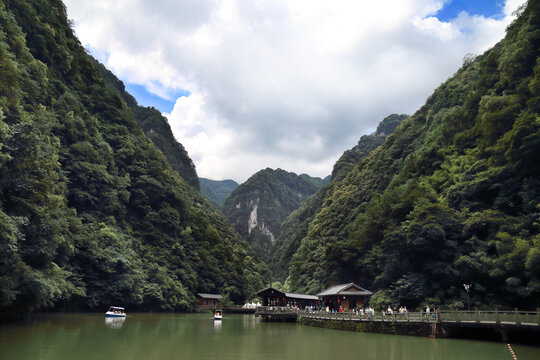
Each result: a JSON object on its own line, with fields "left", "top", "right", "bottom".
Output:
{"left": 124, "top": 83, "right": 190, "bottom": 113}
{"left": 436, "top": 0, "right": 504, "bottom": 21}
{"left": 82, "top": 45, "right": 189, "bottom": 113}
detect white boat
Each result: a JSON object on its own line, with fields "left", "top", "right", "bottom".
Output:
{"left": 105, "top": 306, "right": 126, "bottom": 318}
{"left": 214, "top": 309, "right": 223, "bottom": 320}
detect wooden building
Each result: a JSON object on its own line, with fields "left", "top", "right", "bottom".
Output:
{"left": 317, "top": 283, "right": 372, "bottom": 311}
{"left": 196, "top": 293, "right": 223, "bottom": 309}
{"left": 256, "top": 287, "right": 319, "bottom": 308}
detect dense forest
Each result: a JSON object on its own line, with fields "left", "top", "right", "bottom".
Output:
{"left": 199, "top": 178, "right": 239, "bottom": 209}
{"left": 0, "top": 0, "right": 265, "bottom": 320}
{"left": 222, "top": 169, "right": 327, "bottom": 263}
{"left": 270, "top": 114, "right": 407, "bottom": 282}
{"left": 280, "top": 0, "right": 540, "bottom": 310}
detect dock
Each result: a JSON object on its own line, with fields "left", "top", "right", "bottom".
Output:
{"left": 298, "top": 309, "right": 540, "bottom": 342}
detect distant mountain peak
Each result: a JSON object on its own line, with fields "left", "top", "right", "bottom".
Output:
{"left": 222, "top": 168, "right": 327, "bottom": 262}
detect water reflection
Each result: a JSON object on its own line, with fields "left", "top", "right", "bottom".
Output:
{"left": 1, "top": 314, "right": 539, "bottom": 360}
{"left": 105, "top": 317, "right": 126, "bottom": 329}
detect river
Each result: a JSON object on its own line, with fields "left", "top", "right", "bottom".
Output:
{"left": 0, "top": 313, "right": 538, "bottom": 359}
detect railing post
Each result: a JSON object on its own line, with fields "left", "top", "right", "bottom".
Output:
{"left": 475, "top": 310, "right": 480, "bottom": 323}
{"left": 515, "top": 308, "right": 521, "bottom": 326}
{"left": 495, "top": 308, "right": 500, "bottom": 325}
{"left": 456, "top": 311, "right": 460, "bottom": 323}
{"left": 537, "top": 308, "right": 540, "bottom": 326}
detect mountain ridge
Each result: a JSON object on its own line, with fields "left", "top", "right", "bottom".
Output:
{"left": 95, "top": 61, "right": 200, "bottom": 191}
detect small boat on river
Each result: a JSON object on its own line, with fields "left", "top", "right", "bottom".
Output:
{"left": 105, "top": 306, "right": 126, "bottom": 318}
{"left": 214, "top": 309, "right": 223, "bottom": 320}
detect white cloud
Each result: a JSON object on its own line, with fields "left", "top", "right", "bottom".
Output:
{"left": 64, "top": 0, "right": 526, "bottom": 182}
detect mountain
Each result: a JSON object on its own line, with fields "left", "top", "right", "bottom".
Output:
{"left": 222, "top": 168, "right": 326, "bottom": 262}
{"left": 270, "top": 114, "right": 407, "bottom": 282}
{"left": 95, "top": 61, "right": 200, "bottom": 191}
{"left": 199, "top": 178, "right": 239, "bottom": 209}
{"left": 283, "top": 0, "right": 540, "bottom": 310}
{"left": 0, "top": 0, "right": 264, "bottom": 320}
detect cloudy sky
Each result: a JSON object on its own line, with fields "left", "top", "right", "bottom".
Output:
{"left": 64, "top": 0, "right": 525, "bottom": 183}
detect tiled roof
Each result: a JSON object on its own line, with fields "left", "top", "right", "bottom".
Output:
{"left": 197, "top": 293, "right": 223, "bottom": 300}
{"left": 256, "top": 287, "right": 318, "bottom": 300}
{"left": 317, "top": 283, "right": 372, "bottom": 297}
{"left": 285, "top": 292, "right": 319, "bottom": 300}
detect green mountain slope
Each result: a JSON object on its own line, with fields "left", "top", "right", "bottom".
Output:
{"left": 270, "top": 114, "right": 407, "bottom": 282}
{"left": 200, "top": 178, "right": 239, "bottom": 209}
{"left": 222, "top": 168, "right": 325, "bottom": 262}
{"left": 0, "top": 0, "right": 264, "bottom": 320}
{"left": 286, "top": 0, "right": 540, "bottom": 310}
{"left": 96, "top": 62, "right": 200, "bottom": 190}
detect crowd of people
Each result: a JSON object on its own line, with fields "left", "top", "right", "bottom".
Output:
{"left": 302, "top": 304, "right": 440, "bottom": 319}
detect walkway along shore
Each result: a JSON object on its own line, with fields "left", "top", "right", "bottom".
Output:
{"left": 255, "top": 307, "right": 540, "bottom": 344}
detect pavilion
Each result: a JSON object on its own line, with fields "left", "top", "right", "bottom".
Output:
{"left": 256, "top": 287, "right": 319, "bottom": 308}
{"left": 317, "top": 283, "right": 372, "bottom": 311}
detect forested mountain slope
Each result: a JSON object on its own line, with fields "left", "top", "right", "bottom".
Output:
{"left": 270, "top": 114, "right": 407, "bottom": 282}
{"left": 200, "top": 178, "right": 239, "bottom": 209}
{"left": 0, "top": 0, "right": 264, "bottom": 320}
{"left": 222, "top": 168, "right": 326, "bottom": 262}
{"left": 285, "top": 0, "right": 540, "bottom": 310}
{"left": 96, "top": 62, "right": 200, "bottom": 190}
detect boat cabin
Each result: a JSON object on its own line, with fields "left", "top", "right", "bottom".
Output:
{"left": 317, "top": 283, "right": 372, "bottom": 311}
{"left": 108, "top": 306, "right": 125, "bottom": 314}
{"left": 105, "top": 306, "right": 126, "bottom": 318}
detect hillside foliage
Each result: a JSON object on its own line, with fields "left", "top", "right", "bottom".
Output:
{"left": 199, "top": 178, "right": 239, "bottom": 209}
{"left": 0, "top": 0, "right": 264, "bottom": 320}
{"left": 270, "top": 114, "right": 407, "bottom": 282}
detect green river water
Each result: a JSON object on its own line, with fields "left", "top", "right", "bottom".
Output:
{"left": 0, "top": 313, "right": 538, "bottom": 360}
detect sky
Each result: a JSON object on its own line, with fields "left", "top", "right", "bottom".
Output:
{"left": 64, "top": 0, "right": 526, "bottom": 183}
